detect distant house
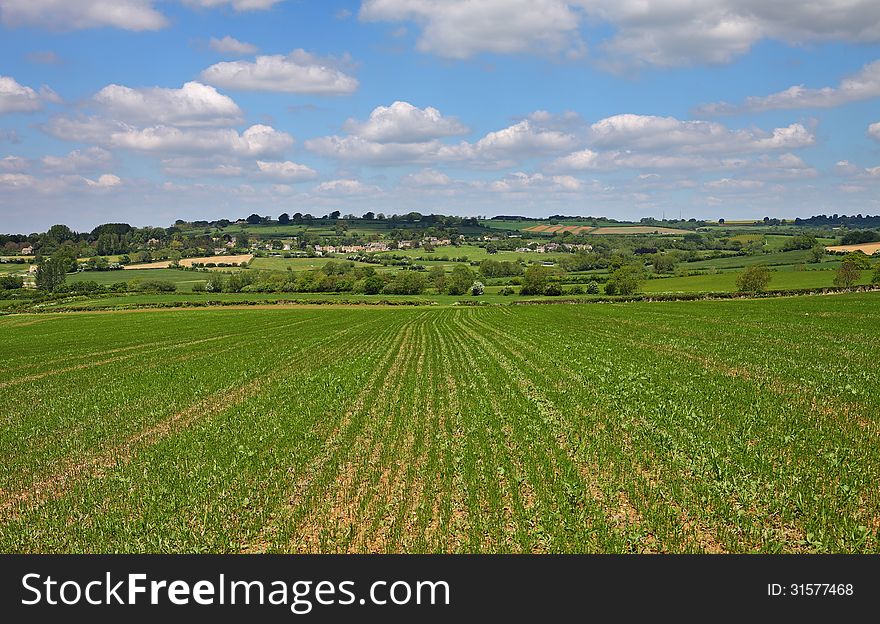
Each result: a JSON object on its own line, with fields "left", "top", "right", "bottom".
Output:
{"left": 21, "top": 245, "right": 33, "bottom": 255}
{"left": 147, "top": 238, "right": 161, "bottom": 247}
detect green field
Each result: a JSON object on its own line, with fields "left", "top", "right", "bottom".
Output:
{"left": 643, "top": 268, "right": 873, "bottom": 293}
{"left": 1, "top": 292, "right": 878, "bottom": 553}
{"left": 68, "top": 269, "right": 208, "bottom": 292}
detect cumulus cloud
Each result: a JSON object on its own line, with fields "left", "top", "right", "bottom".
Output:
{"left": 82, "top": 173, "right": 121, "bottom": 188}
{"left": 307, "top": 116, "right": 576, "bottom": 166}
{"left": 182, "top": 0, "right": 284, "bottom": 10}
{"left": 0, "top": 171, "right": 122, "bottom": 193}
{"left": 480, "top": 172, "right": 584, "bottom": 194}
{"left": 400, "top": 168, "right": 451, "bottom": 187}
{"left": 0, "top": 75, "right": 59, "bottom": 114}
{"left": 41, "top": 147, "right": 113, "bottom": 173}
{"left": 93, "top": 81, "right": 243, "bottom": 127}
{"left": 0, "top": 155, "right": 29, "bottom": 171}
{"left": 160, "top": 157, "right": 245, "bottom": 179}
{"left": 0, "top": 0, "right": 168, "bottom": 31}
{"left": 314, "top": 179, "right": 382, "bottom": 196}
{"left": 870, "top": 122, "right": 880, "bottom": 141}
{"left": 0, "top": 172, "right": 36, "bottom": 188}
{"left": 255, "top": 160, "right": 318, "bottom": 182}
{"left": 343, "top": 101, "right": 468, "bottom": 143}
{"left": 359, "top": 1, "right": 880, "bottom": 68}
{"left": 698, "top": 59, "right": 880, "bottom": 115}
{"left": 360, "top": 0, "right": 584, "bottom": 59}
{"left": 46, "top": 116, "right": 293, "bottom": 158}
{"left": 588, "top": 114, "right": 814, "bottom": 154}
{"left": 0, "top": 0, "right": 284, "bottom": 31}
{"left": 200, "top": 50, "right": 359, "bottom": 95}
{"left": 547, "top": 148, "right": 599, "bottom": 171}
{"left": 209, "top": 36, "right": 258, "bottom": 56}
{"left": 704, "top": 178, "right": 765, "bottom": 191}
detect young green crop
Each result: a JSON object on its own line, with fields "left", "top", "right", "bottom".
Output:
{"left": 0, "top": 293, "right": 878, "bottom": 553}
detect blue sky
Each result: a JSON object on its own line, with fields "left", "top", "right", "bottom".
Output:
{"left": 2, "top": 0, "right": 880, "bottom": 232}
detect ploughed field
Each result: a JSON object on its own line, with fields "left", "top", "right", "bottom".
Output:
{"left": 1, "top": 293, "right": 878, "bottom": 553}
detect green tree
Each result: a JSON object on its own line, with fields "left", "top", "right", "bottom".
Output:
{"left": 520, "top": 265, "right": 554, "bottom": 295}
{"left": 586, "top": 281, "right": 600, "bottom": 294}
{"left": 0, "top": 275, "right": 23, "bottom": 290}
{"left": 363, "top": 275, "right": 385, "bottom": 295}
{"left": 427, "top": 266, "right": 446, "bottom": 291}
{"left": 808, "top": 245, "right": 825, "bottom": 264}
{"left": 35, "top": 257, "right": 68, "bottom": 291}
{"left": 834, "top": 261, "right": 861, "bottom": 288}
{"left": 872, "top": 264, "right": 880, "bottom": 285}
{"left": 278, "top": 213, "right": 290, "bottom": 225}
{"left": 470, "top": 281, "right": 484, "bottom": 296}
{"left": 736, "top": 265, "right": 772, "bottom": 293}
{"left": 445, "top": 265, "right": 475, "bottom": 295}
{"left": 842, "top": 252, "right": 871, "bottom": 270}
{"left": 605, "top": 264, "right": 645, "bottom": 296}
{"left": 652, "top": 253, "right": 677, "bottom": 274}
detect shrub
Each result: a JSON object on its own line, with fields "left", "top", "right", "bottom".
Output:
{"left": 834, "top": 261, "right": 861, "bottom": 288}
{"left": 544, "top": 282, "right": 563, "bottom": 296}
{"left": 500, "top": 286, "right": 515, "bottom": 296}
{"left": 586, "top": 281, "right": 600, "bottom": 294}
{"left": 471, "top": 281, "right": 485, "bottom": 296}
{"left": 736, "top": 265, "right": 772, "bottom": 293}
{"left": 605, "top": 264, "right": 646, "bottom": 296}
{"left": 132, "top": 279, "right": 176, "bottom": 292}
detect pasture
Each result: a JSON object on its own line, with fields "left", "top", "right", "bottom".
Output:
{"left": 1, "top": 293, "right": 878, "bottom": 553}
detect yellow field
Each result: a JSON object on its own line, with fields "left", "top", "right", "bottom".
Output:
{"left": 826, "top": 243, "right": 880, "bottom": 255}
{"left": 124, "top": 254, "right": 254, "bottom": 270}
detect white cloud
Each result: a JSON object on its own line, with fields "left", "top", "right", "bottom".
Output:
{"left": 589, "top": 114, "right": 814, "bottom": 154}
{"left": 698, "top": 60, "right": 880, "bottom": 114}
{"left": 307, "top": 117, "right": 577, "bottom": 166}
{"left": 46, "top": 116, "right": 294, "bottom": 158}
{"left": 482, "top": 171, "right": 583, "bottom": 194}
{"left": 41, "top": 147, "right": 113, "bottom": 173}
{"left": 0, "top": 172, "right": 36, "bottom": 188}
{"left": 305, "top": 135, "right": 440, "bottom": 164}
{"left": 82, "top": 173, "right": 121, "bottom": 188}
{"left": 94, "top": 82, "right": 243, "bottom": 127}
{"left": 460, "top": 119, "right": 577, "bottom": 159}
{"left": 314, "top": 179, "right": 381, "bottom": 195}
{"left": 0, "top": 0, "right": 168, "bottom": 31}
{"left": 0, "top": 0, "right": 285, "bottom": 31}
{"left": 870, "top": 122, "right": 880, "bottom": 141}
{"left": 0, "top": 171, "right": 122, "bottom": 193}
{"left": 255, "top": 160, "right": 318, "bottom": 182}
{"left": 400, "top": 168, "right": 451, "bottom": 187}
{"left": 209, "top": 36, "right": 258, "bottom": 56}
{"left": 547, "top": 148, "right": 599, "bottom": 171}
{"left": 0, "top": 155, "right": 29, "bottom": 171}
{"left": 343, "top": 101, "right": 468, "bottom": 143}
{"left": 360, "top": 0, "right": 584, "bottom": 59}
{"left": 182, "top": 0, "right": 283, "bottom": 10}
{"left": 704, "top": 178, "right": 765, "bottom": 191}
{"left": 360, "top": 1, "right": 880, "bottom": 68}
{"left": 0, "top": 75, "right": 59, "bottom": 114}
{"left": 160, "top": 157, "right": 245, "bottom": 178}
{"left": 200, "top": 50, "right": 359, "bottom": 95}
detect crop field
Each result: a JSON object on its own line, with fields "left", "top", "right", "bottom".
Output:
{"left": 68, "top": 269, "right": 208, "bottom": 292}
{"left": 642, "top": 268, "right": 873, "bottom": 293}
{"left": 1, "top": 293, "right": 879, "bottom": 554}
